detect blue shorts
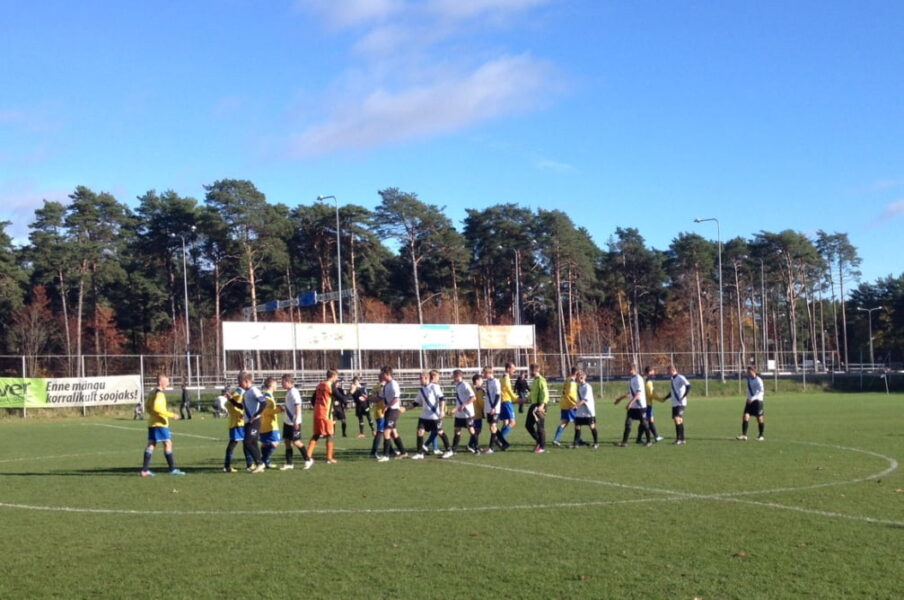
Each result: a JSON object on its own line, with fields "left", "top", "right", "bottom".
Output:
{"left": 229, "top": 426, "right": 245, "bottom": 442}
{"left": 375, "top": 417, "right": 386, "bottom": 433}
{"left": 473, "top": 418, "right": 483, "bottom": 432}
{"left": 148, "top": 427, "right": 171, "bottom": 443}
{"left": 560, "top": 408, "right": 577, "bottom": 422}
{"left": 500, "top": 402, "right": 515, "bottom": 421}
{"left": 644, "top": 405, "right": 654, "bottom": 420}
{"left": 260, "top": 431, "right": 281, "bottom": 445}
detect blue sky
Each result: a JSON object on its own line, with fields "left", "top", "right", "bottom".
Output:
{"left": 2, "top": 0, "right": 902, "bottom": 286}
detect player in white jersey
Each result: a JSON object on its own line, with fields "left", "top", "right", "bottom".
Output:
{"left": 664, "top": 365, "right": 691, "bottom": 444}
{"left": 451, "top": 369, "right": 479, "bottom": 454}
{"left": 279, "top": 374, "right": 313, "bottom": 470}
{"left": 572, "top": 370, "right": 599, "bottom": 448}
{"left": 482, "top": 366, "right": 508, "bottom": 452}
{"left": 411, "top": 372, "right": 453, "bottom": 459}
{"left": 614, "top": 364, "right": 653, "bottom": 447}
{"left": 376, "top": 366, "right": 408, "bottom": 462}
{"left": 738, "top": 366, "right": 766, "bottom": 441}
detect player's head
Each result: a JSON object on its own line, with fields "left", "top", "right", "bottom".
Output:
{"left": 326, "top": 368, "right": 339, "bottom": 382}
{"left": 452, "top": 369, "right": 463, "bottom": 382}
{"left": 570, "top": 366, "right": 578, "bottom": 377}
{"left": 668, "top": 364, "right": 678, "bottom": 376}
{"left": 472, "top": 373, "right": 483, "bottom": 387}
{"left": 237, "top": 370, "right": 253, "bottom": 389}
{"left": 263, "top": 376, "right": 276, "bottom": 391}
{"left": 529, "top": 363, "right": 541, "bottom": 377}
{"left": 482, "top": 366, "right": 493, "bottom": 378}
{"left": 747, "top": 366, "right": 758, "bottom": 377}
{"left": 644, "top": 366, "right": 655, "bottom": 377}
{"left": 380, "top": 366, "right": 393, "bottom": 381}
{"left": 352, "top": 376, "right": 360, "bottom": 384}
{"left": 419, "top": 372, "right": 429, "bottom": 386}
{"left": 156, "top": 373, "right": 169, "bottom": 388}
{"left": 576, "top": 370, "right": 586, "bottom": 383}
{"left": 628, "top": 364, "right": 638, "bottom": 376}
{"left": 505, "top": 362, "right": 515, "bottom": 375}
{"left": 429, "top": 369, "right": 440, "bottom": 383}
{"left": 281, "top": 374, "right": 294, "bottom": 389}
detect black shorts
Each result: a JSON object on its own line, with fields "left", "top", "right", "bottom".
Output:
{"left": 627, "top": 408, "right": 646, "bottom": 421}
{"left": 418, "top": 418, "right": 440, "bottom": 433}
{"left": 574, "top": 416, "right": 596, "bottom": 426}
{"left": 744, "top": 400, "right": 764, "bottom": 417}
{"left": 282, "top": 423, "right": 302, "bottom": 442}
{"left": 333, "top": 408, "right": 345, "bottom": 420}
{"left": 243, "top": 423, "right": 260, "bottom": 443}
{"left": 485, "top": 414, "right": 499, "bottom": 425}
{"left": 355, "top": 403, "right": 370, "bottom": 418}
{"left": 454, "top": 417, "right": 474, "bottom": 429}
{"left": 384, "top": 409, "right": 401, "bottom": 429}
{"left": 671, "top": 406, "right": 686, "bottom": 419}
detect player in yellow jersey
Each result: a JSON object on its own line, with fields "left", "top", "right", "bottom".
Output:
{"left": 499, "top": 362, "right": 518, "bottom": 446}
{"left": 369, "top": 379, "right": 387, "bottom": 458}
{"left": 637, "top": 366, "right": 665, "bottom": 444}
{"left": 471, "top": 373, "right": 485, "bottom": 451}
{"left": 139, "top": 374, "right": 185, "bottom": 477}
{"left": 259, "top": 377, "right": 283, "bottom": 468}
{"left": 223, "top": 385, "right": 245, "bottom": 472}
{"left": 552, "top": 367, "right": 578, "bottom": 446}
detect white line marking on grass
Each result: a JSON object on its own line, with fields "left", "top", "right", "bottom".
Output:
{"left": 85, "top": 423, "right": 219, "bottom": 441}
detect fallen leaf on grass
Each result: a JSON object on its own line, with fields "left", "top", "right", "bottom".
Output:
{"left": 577, "top": 575, "right": 590, "bottom": 581}
{"left": 732, "top": 550, "right": 749, "bottom": 558}
{"left": 469, "top": 532, "right": 480, "bottom": 538}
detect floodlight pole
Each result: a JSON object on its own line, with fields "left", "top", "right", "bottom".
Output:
{"left": 695, "top": 217, "right": 724, "bottom": 383}
{"left": 172, "top": 226, "right": 196, "bottom": 390}
{"left": 857, "top": 306, "right": 883, "bottom": 367}
{"left": 317, "top": 195, "right": 342, "bottom": 326}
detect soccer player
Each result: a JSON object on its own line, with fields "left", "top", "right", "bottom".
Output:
{"left": 308, "top": 369, "right": 338, "bottom": 464}
{"left": 258, "top": 377, "right": 282, "bottom": 468}
{"left": 369, "top": 387, "right": 387, "bottom": 458}
{"left": 350, "top": 376, "right": 374, "bottom": 438}
{"left": 451, "top": 369, "right": 479, "bottom": 454}
{"left": 664, "top": 365, "right": 691, "bottom": 444}
{"left": 179, "top": 384, "right": 192, "bottom": 420}
{"left": 572, "top": 370, "right": 599, "bottom": 448}
{"left": 738, "top": 366, "right": 766, "bottom": 441}
{"left": 483, "top": 366, "right": 508, "bottom": 452}
{"left": 223, "top": 385, "right": 245, "bottom": 472}
{"left": 376, "top": 366, "right": 408, "bottom": 462}
{"left": 280, "top": 374, "right": 312, "bottom": 470}
{"left": 238, "top": 371, "right": 267, "bottom": 473}
{"left": 471, "top": 373, "right": 485, "bottom": 452}
{"left": 212, "top": 388, "right": 228, "bottom": 418}
{"left": 332, "top": 378, "right": 349, "bottom": 438}
{"left": 637, "top": 366, "right": 665, "bottom": 444}
{"left": 553, "top": 367, "right": 578, "bottom": 446}
{"left": 614, "top": 364, "right": 653, "bottom": 448}
{"left": 515, "top": 371, "right": 530, "bottom": 413}
{"left": 411, "top": 372, "right": 453, "bottom": 459}
{"left": 524, "top": 363, "right": 549, "bottom": 453}
{"left": 499, "top": 362, "right": 518, "bottom": 445}
{"left": 424, "top": 369, "right": 445, "bottom": 454}
{"left": 139, "top": 373, "right": 186, "bottom": 477}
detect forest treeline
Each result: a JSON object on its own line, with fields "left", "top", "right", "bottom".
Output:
{"left": 1, "top": 179, "right": 902, "bottom": 377}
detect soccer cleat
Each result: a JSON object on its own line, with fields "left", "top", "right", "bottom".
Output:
{"left": 280, "top": 464, "right": 295, "bottom": 471}
{"left": 483, "top": 448, "right": 494, "bottom": 455}
{"left": 169, "top": 469, "right": 186, "bottom": 476}
{"left": 395, "top": 453, "right": 408, "bottom": 460}
{"left": 304, "top": 459, "right": 314, "bottom": 470}
{"left": 357, "top": 433, "right": 366, "bottom": 439}
{"left": 615, "top": 442, "right": 627, "bottom": 447}
{"left": 533, "top": 446, "right": 546, "bottom": 454}
{"left": 756, "top": 436, "right": 765, "bottom": 441}
{"left": 552, "top": 440, "right": 561, "bottom": 447}
{"left": 250, "top": 464, "right": 266, "bottom": 474}
{"left": 433, "top": 449, "right": 443, "bottom": 455}
{"left": 139, "top": 470, "right": 155, "bottom": 478}
{"left": 223, "top": 467, "right": 238, "bottom": 473}
{"left": 656, "top": 436, "right": 664, "bottom": 442}
{"left": 441, "top": 450, "right": 454, "bottom": 459}
{"left": 411, "top": 453, "right": 425, "bottom": 460}
{"left": 326, "top": 458, "right": 338, "bottom": 464}
{"left": 644, "top": 442, "right": 653, "bottom": 448}
{"left": 467, "top": 446, "right": 478, "bottom": 454}
{"left": 736, "top": 435, "right": 748, "bottom": 441}
{"left": 591, "top": 443, "right": 600, "bottom": 449}
{"left": 376, "top": 455, "right": 390, "bottom": 462}
{"left": 264, "top": 463, "right": 276, "bottom": 469}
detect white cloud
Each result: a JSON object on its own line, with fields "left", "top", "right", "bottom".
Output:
{"left": 287, "top": 54, "right": 553, "bottom": 157}
{"left": 428, "top": 0, "right": 550, "bottom": 20}
{"left": 301, "top": 0, "right": 405, "bottom": 29}
{"left": 878, "top": 198, "right": 904, "bottom": 222}
{"left": 535, "top": 157, "right": 576, "bottom": 173}
{"left": 0, "top": 180, "right": 69, "bottom": 243}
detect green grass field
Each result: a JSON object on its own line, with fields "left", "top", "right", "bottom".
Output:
{"left": 2, "top": 392, "right": 902, "bottom": 599}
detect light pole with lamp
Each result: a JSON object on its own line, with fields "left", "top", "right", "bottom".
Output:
{"left": 694, "top": 217, "right": 724, "bottom": 383}
{"left": 857, "top": 306, "right": 883, "bottom": 368}
{"left": 172, "top": 226, "right": 196, "bottom": 393}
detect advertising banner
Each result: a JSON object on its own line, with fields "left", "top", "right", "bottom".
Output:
{"left": 0, "top": 375, "right": 142, "bottom": 409}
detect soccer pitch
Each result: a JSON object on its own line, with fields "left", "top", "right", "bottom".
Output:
{"left": 1, "top": 392, "right": 902, "bottom": 599}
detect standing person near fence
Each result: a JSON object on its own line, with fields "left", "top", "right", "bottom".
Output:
{"left": 572, "top": 370, "right": 599, "bottom": 448}
{"left": 738, "top": 366, "right": 766, "bottom": 441}
{"left": 351, "top": 376, "right": 374, "bottom": 438}
{"left": 179, "top": 383, "right": 192, "bottom": 420}
{"left": 280, "top": 374, "right": 312, "bottom": 470}
{"left": 525, "top": 363, "right": 549, "bottom": 453}
{"left": 376, "top": 366, "right": 408, "bottom": 462}
{"left": 308, "top": 369, "right": 338, "bottom": 464}
{"left": 637, "top": 366, "right": 665, "bottom": 444}
{"left": 332, "top": 377, "right": 349, "bottom": 438}
{"left": 665, "top": 365, "right": 691, "bottom": 445}
{"left": 614, "top": 364, "right": 653, "bottom": 448}
{"left": 139, "top": 374, "right": 186, "bottom": 477}
{"left": 499, "top": 362, "right": 518, "bottom": 443}
{"left": 553, "top": 367, "right": 578, "bottom": 446}
{"left": 238, "top": 371, "right": 267, "bottom": 473}
{"left": 515, "top": 370, "right": 530, "bottom": 414}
